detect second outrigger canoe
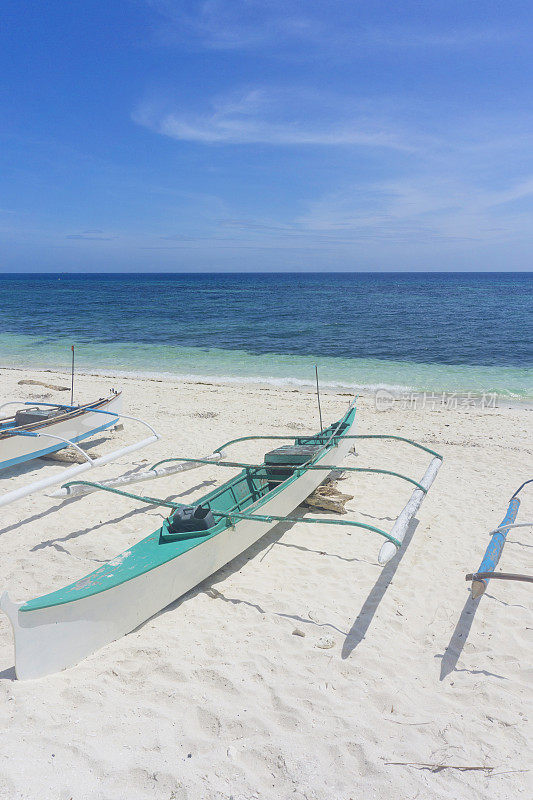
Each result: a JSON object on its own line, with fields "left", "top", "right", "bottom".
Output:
{"left": 0, "top": 392, "right": 160, "bottom": 508}
{"left": 0, "top": 392, "right": 123, "bottom": 470}
{"left": 2, "top": 398, "right": 442, "bottom": 679}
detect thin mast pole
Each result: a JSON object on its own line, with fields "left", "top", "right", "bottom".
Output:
{"left": 70, "top": 345, "right": 75, "bottom": 407}
{"left": 315, "top": 364, "right": 323, "bottom": 432}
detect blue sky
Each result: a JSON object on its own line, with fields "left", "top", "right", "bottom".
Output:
{"left": 1, "top": 0, "right": 532, "bottom": 272}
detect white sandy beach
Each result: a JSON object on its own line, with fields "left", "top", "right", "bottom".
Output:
{"left": 0, "top": 367, "right": 531, "bottom": 800}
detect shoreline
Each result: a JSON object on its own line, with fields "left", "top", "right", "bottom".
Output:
{"left": 2, "top": 363, "right": 532, "bottom": 410}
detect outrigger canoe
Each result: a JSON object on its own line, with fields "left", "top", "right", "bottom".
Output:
{"left": 2, "top": 398, "right": 442, "bottom": 679}
{"left": 0, "top": 392, "right": 123, "bottom": 470}
{"left": 0, "top": 392, "right": 160, "bottom": 508}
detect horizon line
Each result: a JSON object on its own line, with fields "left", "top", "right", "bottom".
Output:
{"left": 0, "top": 270, "right": 531, "bottom": 276}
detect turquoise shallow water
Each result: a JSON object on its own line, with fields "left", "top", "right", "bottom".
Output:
{"left": 0, "top": 332, "right": 531, "bottom": 399}
{"left": 0, "top": 273, "right": 531, "bottom": 397}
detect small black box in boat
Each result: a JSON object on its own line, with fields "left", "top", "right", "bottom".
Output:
{"left": 14, "top": 407, "right": 63, "bottom": 427}
{"left": 264, "top": 444, "right": 321, "bottom": 467}
{"left": 167, "top": 505, "right": 216, "bottom": 535}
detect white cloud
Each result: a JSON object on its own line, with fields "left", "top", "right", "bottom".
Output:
{"left": 294, "top": 173, "right": 533, "bottom": 245}
{"left": 132, "top": 83, "right": 533, "bottom": 248}
{"left": 65, "top": 231, "right": 116, "bottom": 241}
{"left": 369, "top": 27, "right": 513, "bottom": 50}
{"left": 133, "top": 89, "right": 411, "bottom": 149}
{"left": 147, "top": 0, "right": 326, "bottom": 51}
{"left": 146, "top": 1, "right": 516, "bottom": 54}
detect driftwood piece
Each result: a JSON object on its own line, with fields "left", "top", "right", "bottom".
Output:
{"left": 40, "top": 447, "right": 99, "bottom": 464}
{"left": 18, "top": 379, "right": 69, "bottom": 392}
{"left": 303, "top": 474, "right": 354, "bottom": 514}
{"left": 385, "top": 761, "right": 495, "bottom": 774}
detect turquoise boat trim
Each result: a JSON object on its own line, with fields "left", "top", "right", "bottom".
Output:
{"left": 146, "top": 456, "right": 427, "bottom": 493}
{"left": 21, "top": 405, "right": 356, "bottom": 613}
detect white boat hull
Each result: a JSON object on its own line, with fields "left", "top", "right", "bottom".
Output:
{"left": 0, "top": 395, "right": 123, "bottom": 470}
{"left": 1, "top": 433, "right": 352, "bottom": 680}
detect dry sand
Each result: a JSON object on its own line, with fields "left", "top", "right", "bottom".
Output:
{"left": 0, "top": 367, "right": 531, "bottom": 800}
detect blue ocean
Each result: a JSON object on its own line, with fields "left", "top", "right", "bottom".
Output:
{"left": 0, "top": 273, "right": 531, "bottom": 398}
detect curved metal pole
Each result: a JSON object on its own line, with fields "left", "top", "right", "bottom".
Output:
{"left": 212, "top": 510, "right": 401, "bottom": 547}
{"left": 148, "top": 456, "right": 428, "bottom": 492}
{"left": 11, "top": 430, "right": 94, "bottom": 464}
{"left": 60, "top": 480, "right": 180, "bottom": 509}
{"left": 58, "top": 481, "right": 401, "bottom": 546}
{"left": 486, "top": 521, "right": 533, "bottom": 535}
{"left": 213, "top": 431, "right": 441, "bottom": 460}
{"left": 351, "top": 434, "right": 442, "bottom": 459}
{"left": 79, "top": 408, "right": 159, "bottom": 440}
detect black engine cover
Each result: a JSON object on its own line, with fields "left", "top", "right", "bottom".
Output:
{"left": 167, "top": 505, "right": 216, "bottom": 534}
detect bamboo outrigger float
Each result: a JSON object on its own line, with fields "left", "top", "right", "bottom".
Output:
{"left": 1, "top": 398, "right": 442, "bottom": 679}
{"left": 466, "top": 479, "right": 533, "bottom": 598}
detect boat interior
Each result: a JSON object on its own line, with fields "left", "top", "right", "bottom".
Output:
{"left": 0, "top": 405, "right": 66, "bottom": 435}
{"left": 0, "top": 394, "right": 119, "bottom": 438}
{"left": 161, "top": 414, "right": 352, "bottom": 542}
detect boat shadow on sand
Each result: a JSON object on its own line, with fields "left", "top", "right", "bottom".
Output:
{"left": 341, "top": 518, "right": 419, "bottom": 659}
{"left": 0, "top": 472, "right": 218, "bottom": 542}
{"left": 132, "top": 512, "right": 420, "bottom": 655}
{"left": 135, "top": 513, "right": 309, "bottom": 634}
{"left": 438, "top": 536, "right": 530, "bottom": 682}
{"left": 0, "top": 510, "right": 423, "bottom": 682}
{"left": 438, "top": 580, "right": 528, "bottom": 682}
{"left": 0, "top": 453, "right": 147, "bottom": 538}
{"left": 24, "top": 480, "right": 219, "bottom": 556}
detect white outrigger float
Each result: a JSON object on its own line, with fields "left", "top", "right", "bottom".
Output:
{"left": 1, "top": 397, "right": 442, "bottom": 680}
{"left": 0, "top": 392, "right": 160, "bottom": 508}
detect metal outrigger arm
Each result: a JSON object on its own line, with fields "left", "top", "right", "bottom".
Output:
{"left": 56, "top": 429, "right": 442, "bottom": 565}
{"left": 0, "top": 406, "right": 160, "bottom": 508}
